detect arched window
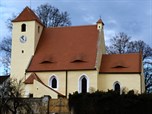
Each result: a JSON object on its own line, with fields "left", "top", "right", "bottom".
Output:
{"left": 79, "top": 75, "right": 89, "bottom": 93}
{"left": 49, "top": 76, "right": 58, "bottom": 89}
{"left": 52, "top": 78, "right": 57, "bottom": 88}
{"left": 82, "top": 77, "right": 87, "bottom": 93}
{"left": 113, "top": 81, "right": 121, "bottom": 93}
{"left": 38, "top": 26, "right": 40, "bottom": 33}
{"left": 21, "top": 24, "right": 26, "bottom": 32}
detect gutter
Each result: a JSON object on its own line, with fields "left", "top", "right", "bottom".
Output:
{"left": 66, "top": 70, "right": 68, "bottom": 97}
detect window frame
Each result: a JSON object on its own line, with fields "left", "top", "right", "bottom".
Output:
{"left": 78, "top": 74, "right": 89, "bottom": 93}
{"left": 113, "top": 81, "right": 121, "bottom": 93}
{"left": 49, "top": 75, "right": 58, "bottom": 90}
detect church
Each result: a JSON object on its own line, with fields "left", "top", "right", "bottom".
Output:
{"left": 10, "top": 7, "right": 145, "bottom": 98}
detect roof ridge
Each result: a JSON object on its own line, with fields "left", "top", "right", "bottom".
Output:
{"left": 46, "top": 24, "right": 96, "bottom": 29}
{"left": 103, "top": 53, "right": 140, "bottom": 56}
{"left": 24, "top": 72, "right": 42, "bottom": 84}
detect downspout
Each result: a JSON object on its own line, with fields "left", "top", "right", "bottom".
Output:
{"left": 139, "top": 51, "right": 145, "bottom": 93}
{"left": 66, "top": 70, "right": 68, "bottom": 98}
{"left": 140, "top": 73, "right": 142, "bottom": 93}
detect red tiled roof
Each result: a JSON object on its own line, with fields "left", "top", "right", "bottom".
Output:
{"left": 100, "top": 53, "right": 142, "bottom": 73}
{"left": 24, "top": 73, "right": 42, "bottom": 84}
{"left": 12, "top": 6, "right": 43, "bottom": 26}
{"left": 27, "top": 25, "right": 98, "bottom": 72}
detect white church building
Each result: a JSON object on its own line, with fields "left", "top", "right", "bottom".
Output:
{"left": 10, "top": 7, "right": 145, "bottom": 98}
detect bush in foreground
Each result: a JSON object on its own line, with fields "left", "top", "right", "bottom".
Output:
{"left": 69, "top": 90, "right": 152, "bottom": 114}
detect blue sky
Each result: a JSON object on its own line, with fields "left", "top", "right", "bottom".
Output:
{"left": 0, "top": 0, "right": 152, "bottom": 75}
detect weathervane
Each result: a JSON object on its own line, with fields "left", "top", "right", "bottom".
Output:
{"left": 30, "top": 0, "right": 31, "bottom": 8}
{"left": 99, "top": 15, "right": 102, "bottom": 19}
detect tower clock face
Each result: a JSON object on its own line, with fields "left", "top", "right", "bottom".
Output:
{"left": 20, "top": 35, "right": 27, "bottom": 43}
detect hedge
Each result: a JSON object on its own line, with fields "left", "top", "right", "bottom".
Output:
{"left": 69, "top": 90, "right": 152, "bottom": 114}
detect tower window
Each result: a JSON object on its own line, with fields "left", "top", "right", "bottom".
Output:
{"left": 21, "top": 24, "right": 26, "bottom": 32}
{"left": 49, "top": 76, "right": 58, "bottom": 89}
{"left": 38, "top": 26, "right": 40, "bottom": 33}
{"left": 22, "top": 50, "right": 24, "bottom": 53}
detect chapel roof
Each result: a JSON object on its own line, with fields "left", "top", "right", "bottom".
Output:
{"left": 24, "top": 73, "right": 42, "bottom": 84}
{"left": 100, "top": 53, "right": 142, "bottom": 73}
{"left": 27, "top": 25, "right": 98, "bottom": 72}
{"left": 24, "top": 73, "right": 64, "bottom": 96}
{"left": 12, "top": 6, "right": 43, "bottom": 26}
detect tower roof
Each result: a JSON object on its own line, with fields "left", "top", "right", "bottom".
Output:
{"left": 24, "top": 73, "right": 42, "bottom": 84}
{"left": 96, "top": 18, "right": 104, "bottom": 25}
{"left": 12, "top": 6, "right": 44, "bottom": 26}
{"left": 24, "top": 73, "right": 64, "bottom": 96}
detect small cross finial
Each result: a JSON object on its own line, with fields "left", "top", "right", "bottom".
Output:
{"left": 30, "top": 0, "right": 31, "bottom": 8}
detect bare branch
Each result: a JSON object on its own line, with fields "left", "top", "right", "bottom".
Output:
{"left": 35, "top": 4, "right": 71, "bottom": 27}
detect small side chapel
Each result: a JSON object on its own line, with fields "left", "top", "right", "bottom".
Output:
{"left": 11, "top": 7, "right": 145, "bottom": 98}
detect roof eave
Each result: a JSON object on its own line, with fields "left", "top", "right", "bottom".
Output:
{"left": 99, "top": 72, "right": 142, "bottom": 74}
{"left": 12, "top": 19, "right": 44, "bottom": 27}
{"left": 26, "top": 68, "right": 96, "bottom": 72}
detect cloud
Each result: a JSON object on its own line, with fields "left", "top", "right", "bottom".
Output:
{"left": 0, "top": 0, "right": 152, "bottom": 75}
{"left": 0, "top": 0, "right": 151, "bottom": 46}
{"left": 104, "top": 29, "right": 118, "bottom": 46}
{"left": 82, "top": 14, "right": 96, "bottom": 24}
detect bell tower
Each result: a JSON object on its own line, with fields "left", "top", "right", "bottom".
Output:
{"left": 11, "top": 7, "right": 44, "bottom": 81}
{"left": 95, "top": 19, "right": 106, "bottom": 71}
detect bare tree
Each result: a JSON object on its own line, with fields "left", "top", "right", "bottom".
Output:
{"left": 144, "top": 64, "right": 152, "bottom": 93}
{"left": 106, "top": 32, "right": 152, "bottom": 93}
{"left": 0, "top": 36, "right": 12, "bottom": 75}
{"left": 6, "top": 14, "right": 17, "bottom": 31}
{"left": 35, "top": 4, "right": 71, "bottom": 27}
{"left": 106, "top": 32, "right": 131, "bottom": 54}
{"left": 106, "top": 32, "right": 152, "bottom": 60}
{"left": 0, "top": 78, "right": 32, "bottom": 114}
{"left": 127, "top": 40, "right": 152, "bottom": 60}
